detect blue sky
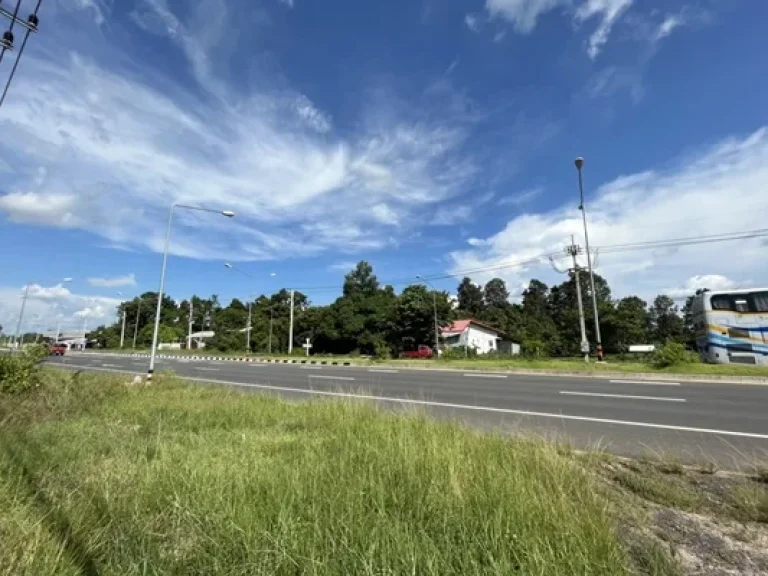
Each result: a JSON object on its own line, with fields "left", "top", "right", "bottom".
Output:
{"left": 1, "top": 0, "right": 767, "bottom": 332}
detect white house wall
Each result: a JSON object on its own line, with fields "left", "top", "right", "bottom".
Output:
{"left": 465, "top": 325, "right": 499, "bottom": 354}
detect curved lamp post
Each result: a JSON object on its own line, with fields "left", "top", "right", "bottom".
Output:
{"left": 147, "top": 204, "right": 234, "bottom": 381}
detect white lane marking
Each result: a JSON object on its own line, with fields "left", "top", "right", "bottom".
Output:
{"left": 101, "top": 363, "right": 123, "bottom": 368}
{"left": 195, "top": 367, "right": 219, "bottom": 372}
{"left": 308, "top": 374, "right": 355, "bottom": 381}
{"left": 560, "top": 391, "right": 686, "bottom": 403}
{"left": 464, "top": 373, "right": 507, "bottom": 379}
{"left": 610, "top": 379, "right": 680, "bottom": 387}
{"left": 369, "top": 369, "right": 399, "bottom": 373}
{"left": 48, "top": 365, "right": 768, "bottom": 440}
{"left": 300, "top": 366, "right": 321, "bottom": 370}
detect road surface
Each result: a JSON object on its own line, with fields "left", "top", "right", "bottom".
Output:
{"left": 46, "top": 353, "right": 768, "bottom": 467}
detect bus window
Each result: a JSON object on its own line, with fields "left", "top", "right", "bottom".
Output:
{"left": 734, "top": 299, "right": 750, "bottom": 313}
{"left": 710, "top": 295, "right": 731, "bottom": 310}
{"left": 751, "top": 291, "right": 768, "bottom": 312}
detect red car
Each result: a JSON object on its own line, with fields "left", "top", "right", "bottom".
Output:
{"left": 49, "top": 344, "right": 67, "bottom": 356}
{"left": 399, "top": 344, "right": 434, "bottom": 359}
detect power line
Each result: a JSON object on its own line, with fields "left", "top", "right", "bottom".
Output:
{"left": 0, "top": 0, "right": 42, "bottom": 108}
{"left": 234, "top": 226, "right": 768, "bottom": 298}
{"left": 596, "top": 227, "right": 768, "bottom": 254}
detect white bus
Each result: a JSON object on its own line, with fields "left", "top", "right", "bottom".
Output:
{"left": 691, "top": 288, "right": 768, "bottom": 365}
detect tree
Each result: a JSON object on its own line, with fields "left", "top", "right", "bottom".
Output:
{"left": 649, "top": 295, "right": 685, "bottom": 344}
{"left": 606, "top": 296, "right": 649, "bottom": 353}
{"left": 519, "top": 280, "right": 561, "bottom": 355}
{"left": 483, "top": 278, "right": 510, "bottom": 309}
{"left": 343, "top": 261, "right": 379, "bottom": 299}
{"left": 457, "top": 277, "right": 484, "bottom": 317}
{"left": 392, "top": 285, "right": 453, "bottom": 352}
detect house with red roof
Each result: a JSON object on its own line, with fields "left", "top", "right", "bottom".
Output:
{"left": 441, "top": 319, "right": 510, "bottom": 355}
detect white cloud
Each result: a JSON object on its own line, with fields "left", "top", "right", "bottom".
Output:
{"left": 87, "top": 274, "right": 137, "bottom": 288}
{"left": 575, "top": 0, "right": 633, "bottom": 60}
{"left": 0, "top": 283, "right": 122, "bottom": 335}
{"left": 0, "top": 192, "right": 82, "bottom": 227}
{"left": 665, "top": 275, "right": 738, "bottom": 299}
{"left": 279, "top": 0, "right": 294, "bottom": 7}
{"left": 448, "top": 128, "right": 768, "bottom": 302}
{"left": 73, "top": 0, "right": 109, "bottom": 25}
{"left": 482, "top": 0, "right": 634, "bottom": 57}
{"left": 484, "top": 0, "right": 565, "bottom": 34}
{"left": 0, "top": 35, "right": 473, "bottom": 261}
{"left": 327, "top": 261, "right": 358, "bottom": 272}
{"left": 653, "top": 14, "right": 684, "bottom": 43}
{"left": 293, "top": 95, "right": 332, "bottom": 133}
{"left": 433, "top": 205, "right": 472, "bottom": 226}
{"left": 497, "top": 187, "right": 543, "bottom": 206}
{"left": 465, "top": 14, "right": 481, "bottom": 32}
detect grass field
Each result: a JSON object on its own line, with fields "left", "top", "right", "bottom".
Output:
{"left": 2, "top": 370, "right": 765, "bottom": 575}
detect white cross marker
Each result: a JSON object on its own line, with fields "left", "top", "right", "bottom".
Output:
{"left": 302, "top": 337, "right": 313, "bottom": 356}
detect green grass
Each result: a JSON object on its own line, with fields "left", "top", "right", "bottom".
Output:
{"left": 1, "top": 370, "right": 630, "bottom": 575}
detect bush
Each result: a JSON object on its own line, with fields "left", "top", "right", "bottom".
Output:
{"left": 649, "top": 342, "right": 697, "bottom": 368}
{"left": 440, "top": 346, "right": 477, "bottom": 360}
{"left": 374, "top": 341, "right": 391, "bottom": 360}
{"left": 521, "top": 339, "right": 547, "bottom": 358}
{"left": 0, "top": 345, "right": 48, "bottom": 394}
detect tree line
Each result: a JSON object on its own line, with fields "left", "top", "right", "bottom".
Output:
{"left": 86, "top": 261, "right": 699, "bottom": 356}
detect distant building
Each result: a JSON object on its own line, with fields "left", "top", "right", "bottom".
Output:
{"left": 441, "top": 319, "right": 508, "bottom": 355}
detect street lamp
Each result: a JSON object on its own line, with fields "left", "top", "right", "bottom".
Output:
{"left": 147, "top": 204, "right": 234, "bottom": 381}
{"left": 415, "top": 275, "right": 440, "bottom": 359}
{"left": 575, "top": 157, "right": 603, "bottom": 361}
{"left": 225, "top": 263, "right": 284, "bottom": 354}
{"left": 13, "top": 276, "right": 72, "bottom": 351}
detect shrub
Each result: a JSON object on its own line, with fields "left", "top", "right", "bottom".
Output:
{"left": 373, "top": 341, "right": 391, "bottom": 360}
{"left": 0, "top": 345, "right": 48, "bottom": 394}
{"left": 649, "top": 342, "right": 697, "bottom": 368}
{"left": 440, "top": 346, "right": 477, "bottom": 360}
{"left": 521, "top": 339, "right": 546, "bottom": 357}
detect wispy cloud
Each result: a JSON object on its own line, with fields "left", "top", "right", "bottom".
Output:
{"left": 327, "top": 261, "right": 358, "bottom": 272}
{"left": 484, "top": 0, "right": 565, "bottom": 34}
{"left": 497, "top": 187, "right": 542, "bottom": 206}
{"left": 481, "top": 0, "right": 634, "bottom": 58}
{"left": 465, "top": 14, "right": 481, "bottom": 32}
{"left": 87, "top": 274, "right": 137, "bottom": 288}
{"left": 575, "top": 0, "right": 633, "bottom": 60}
{"left": 0, "top": 2, "right": 476, "bottom": 262}
{"left": 433, "top": 205, "right": 472, "bottom": 226}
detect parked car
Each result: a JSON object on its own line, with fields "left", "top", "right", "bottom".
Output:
{"left": 399, "top": 344, "right": 434, "bottom": 359}
{"left": 49, "top": 343, "right": 67, "bottom": 356}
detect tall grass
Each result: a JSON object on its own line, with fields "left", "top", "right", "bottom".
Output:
{"left": 0, "top": 370, "right": 630, "bottom": 575}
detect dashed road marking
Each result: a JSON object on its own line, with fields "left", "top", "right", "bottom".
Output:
{"left": 560, "top": 391, "right": 685, "bottom": 402}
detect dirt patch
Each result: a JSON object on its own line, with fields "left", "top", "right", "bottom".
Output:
{"left": 653, "top": 507, "right": 768, "bottom": 575}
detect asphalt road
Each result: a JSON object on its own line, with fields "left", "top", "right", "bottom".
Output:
{"left": 46, "top": 353, "right": 768, "bottom": 467}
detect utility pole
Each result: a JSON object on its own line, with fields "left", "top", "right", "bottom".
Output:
{"left": 575, "top": 157, "right": 604, "bottom": 361}
{"left": 268, "top": 307, "right": 273, "bottom": 354}
{"left": 133, "top": 299, "right": 142, "bottom": 349}
{"left": 550, "top": 237, "right": 589, "bottom": 362}
{"left": 120, "top": 307, "right": 126, "bottom": 348}
{"left": 288, "top": 289, "right": 294, "bottom": 354}
{"left": 187, "top": 299, "right": 193, "bottom": 350}
{"left": 12, "top": 283, "right": 30, "bottom": 351}
{"left": 246, "top": 300, "right": 252, "bottom": 353}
